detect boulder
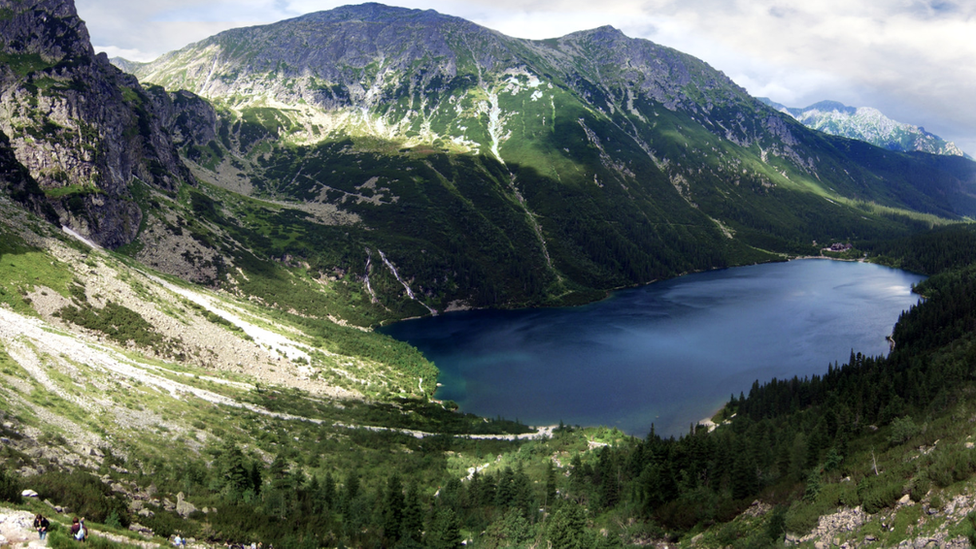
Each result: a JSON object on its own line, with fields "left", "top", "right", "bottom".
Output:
{"left": 176, "top": 492, "right": 198, "bottom": 518}
{"left": 129, "top": 523, "right": 154, "bottom": 537}
{"left": 21, "top": 489, "right": 38, "bottom": 498}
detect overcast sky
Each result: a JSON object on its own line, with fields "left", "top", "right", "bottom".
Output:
{"left": 75, "top": 0, "right": 976, "bottom": 155}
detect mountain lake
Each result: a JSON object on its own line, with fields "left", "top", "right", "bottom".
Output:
{"left": 379, "top": 259, "right": 925, "bottom": 437}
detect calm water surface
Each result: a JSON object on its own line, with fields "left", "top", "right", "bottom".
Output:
{"left": 380, "top": 260, "right": 924, "bottom": 437}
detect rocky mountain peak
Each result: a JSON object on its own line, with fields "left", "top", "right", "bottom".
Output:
{"left": 294, "top": 2, "right": 449, "bottom": 24}
{"left": 801, "top": 100, "right": 857, "bottom": 116}
{"left": 0, "top": 0, "right": 93, "bottom": 65}
{"left": 563, "top": 24, "right": 628, "bottom": 42}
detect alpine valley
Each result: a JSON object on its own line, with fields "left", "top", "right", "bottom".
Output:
{"left": 5, "top": 0, "right": 976, "bottom": 547}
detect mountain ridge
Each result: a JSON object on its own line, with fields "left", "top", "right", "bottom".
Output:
{"left": 103, "top": 3, "right": 976, "bottom": 313}
{"left": 760, "top": 97, "right": 970, "bottom": 159}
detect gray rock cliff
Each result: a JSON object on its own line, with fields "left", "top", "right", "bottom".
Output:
{"left": 0, "top": 0, "right": 204, "bottom": 247}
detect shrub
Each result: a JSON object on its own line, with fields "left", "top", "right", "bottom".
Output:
{"left": 928, "top": 448, "right": 976, "bottom": 488}
{"left": 141, "top": 510, "right": 193, "bottom": 539}
{"left": 29, "top": 470, "right": 130, "bottom": 526}
{"left": 889, "top": 416, "right": 920, "bottom": 446}
{"left": 910, "top": 478, "right": 930, "bottom": 502}
{"left": 0, "top": 464, "right": 21, "bottom": 503}
{"left": 860, "top": 480, "right": 903, "bottom": 514}
{"left": 966, "top": 511, "right": 976, "bottom": 546}
{"left": 48, "top": 528, "right": 142, "bottom": 549}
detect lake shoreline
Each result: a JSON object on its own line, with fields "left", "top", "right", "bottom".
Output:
{"left": 380, "top": 255, "right": 858, "bottom": 327}
{"left": 383, "top": 260, "right": 924, "bottom": 438}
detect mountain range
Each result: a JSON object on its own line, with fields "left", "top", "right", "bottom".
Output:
{"left": 106, "top": 3, "right": 976, "bottom": 316}
{"left": 761, "top": 98, "right": 971, "bottom": 159}
{"left": 6, "top": 1, "right": 976, "bottom": 546}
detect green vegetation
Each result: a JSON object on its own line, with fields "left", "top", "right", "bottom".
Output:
{"left": 0, "top": 462, "right": 21, "bottom": 503}
{"left": 43, "top": 183, "right": 101, "bottom": 199}
{"left": 55, "top": 298, "right": 168, "bottom": 348}
{"left": 0, "top": 52, "right": 56, "bottom": 77}
{"left": 32, "top": 470, "right": 131, "bottom": 526}
{"left": 6, "top": 222, "right": 976, "bottom": 547}
{"left": 0, "top": 230, "right": 74, "bottom": 313}
{"left": 10, "top": 5, "right": 976, "bottom": 547}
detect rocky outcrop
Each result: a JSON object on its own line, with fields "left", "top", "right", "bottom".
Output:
{"left": 0, "top": 0, "right": 198, "bottom": 247}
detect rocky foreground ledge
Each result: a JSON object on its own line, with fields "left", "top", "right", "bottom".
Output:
{"left": 0, "top": 508, "right": 46, "bottom": 548}
{"left": 0, "top": 506, "right": 161, "bottom": 549}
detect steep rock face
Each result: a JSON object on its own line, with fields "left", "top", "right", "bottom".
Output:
{"left": 0, "top": 0, "right": 196, "bottom": 247}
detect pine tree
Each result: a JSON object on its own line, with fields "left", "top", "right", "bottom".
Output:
{"left": 315, "top": 472, "right": 336, "bottom": 514}
{"left": 495, "top": 466, "right": 516, "bottom": 509}
{"left": 249, "top": 462, "right": 263, "bottom": 496}
{"left": 568, "top": 454, "right": 587, "bottom": 503}
{"left": 512, "top": 462, "right": 533, "bottom": 518}
{"left": 544, "top": 460, "right": 557, "bottom": 511}
{"left": 426, "top": 507, "right": 462, "bottom": 549}
{"left": 546, "top": 501, "right": 587, "bottom": 549}
{"left": 597, "top": 447, "right": 619, "bottom": 510}
{"left": 382, "top": 473, "right": 405, "bottom": 545}
{"left": 400, "top": 482, "right": 424, "bottom": 544}
{"left": 221, "top": 445, "right": 251, "bottom": 501}
{"left": 730, "top": 440, "right": 758, "bottom": 501}
{"left": 343, "top": 471, "right": 360, "bottom": 514}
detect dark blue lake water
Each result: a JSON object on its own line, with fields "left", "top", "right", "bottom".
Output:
{"left": 379, "top": 259, "right": 924, "bottom": 437}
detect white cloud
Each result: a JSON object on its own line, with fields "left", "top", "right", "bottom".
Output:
{"left": 92, "top": 45, "right": 156, "bottom": 63}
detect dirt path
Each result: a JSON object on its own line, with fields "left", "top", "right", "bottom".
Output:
{"left": 0, "top": 508, "right": 160, "bottom": 549}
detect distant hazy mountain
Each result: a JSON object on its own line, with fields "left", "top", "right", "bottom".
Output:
{"left": 761, "top": 98, "right": 970, "bottom": 159}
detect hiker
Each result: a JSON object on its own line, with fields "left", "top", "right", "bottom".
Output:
{"left": 34, "top": 514, "right": 50, "bottom": 540}
{"left": 173, "top": 534, "right": 183, "bottom": 548}
{"left": 70, "top": 517, "right": 88, "bottom": 542}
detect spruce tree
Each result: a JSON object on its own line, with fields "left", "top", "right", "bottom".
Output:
{"left": 221, "top": 445, "right": 251, "bottom": 500}
{"left": 546, "top": 501, "right": 586, "bottom": 549}
{"left": 426, "top": 507, "right": 462, "bottom": 549}
{"left": 544, "top": 460, "right": 557, "bottom": 511}
{"left": 382, "top": 473, "right": 405, "bottom": 545}
{"left": 400, "top": 483, "right": 424, "bottom": 544}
